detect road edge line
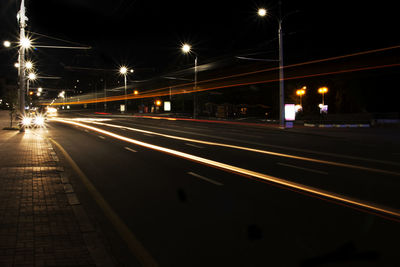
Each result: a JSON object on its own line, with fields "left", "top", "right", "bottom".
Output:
{"left": 48, "top": 137, "right": 159, "bottom": 267}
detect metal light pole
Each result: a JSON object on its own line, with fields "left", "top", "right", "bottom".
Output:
{"left": 181, "top": 44, "right": 198, "bottom": 119}
{"left": 194, "top": 55, "right": 198, "bottom": 119}
{"left": 258, "top": 2, "right": 296, "bottom": 128}
{"left": 278, "top": 18, "right": 285, "bottom": 128}
{"left": 17, "top": 0, "right": 27, "bottom": 118}
{"left": 119, "top": 66, "right": 128, "bottom": 113}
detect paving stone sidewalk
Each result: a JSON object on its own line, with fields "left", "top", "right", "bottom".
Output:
{"left": 0, "top": 128, "right": 115, "bottom": 266}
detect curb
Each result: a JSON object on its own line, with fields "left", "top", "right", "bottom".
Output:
{"left": 304, "top": 123, "right": 370, "bottom": 128}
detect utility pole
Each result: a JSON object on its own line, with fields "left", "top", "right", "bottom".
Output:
{"left": 17, "top": 0, "right": 27, "bottom": 121}
{"left": 278, "top": 0, "right": 285, "bottom": 128}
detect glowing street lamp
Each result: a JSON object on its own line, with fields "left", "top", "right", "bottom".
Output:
{"left": 134, "top": 90, "right": 139, "bottom": 95}
{"left": 28, "top": 72, "right": 36, "bottom": 80}
{"left": 258, "top": 8, "right": 267, "bottom": 17}
{"left": 181, "top": 43, "right": 198, "bottom": 118}
{"left": 3, "top": 40, "right": 11, "bottom": 48}
{"left": 25, "top": 61, "right": 33, "bottom": 70}
{"left": 20, "top": 37, "right": 31, "bottom": 49}
{"left": 318, "top": 86, "right": 328, "bottom": 105}
{"left": 119, "top": 66, "right": 128, "bottom": 113}
{"left": 296, "top": 86, "right": 306, "bottom": 106}
{"left": 27, "top": 72, "right": 36, "bottom": 97}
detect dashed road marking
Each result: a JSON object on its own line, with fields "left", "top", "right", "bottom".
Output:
{"left": 277, "top": 162, "right": 328, "bottom": 175}
{"left": 187, "top": 172, "right": 224, "bottom": 186}
{"left": 124, "top": 147, "right": 137, "bottom": 153}
{"left": 185, "top": 143, "right": 204, "bottom": 149}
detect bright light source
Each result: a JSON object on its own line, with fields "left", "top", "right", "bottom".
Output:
{"left": 258, "top": 8, "right": 267, "bottom": 17}
{"left": 21, "top": 116, "right": 32, "bottom": 127}
{"left": 318, "top": 87, "right": 328, "bottom": 94}
{"left": 36, "top": 92, "right": 41, "bottom": 96}
{"left": 46, "top": 107, "right": 57, "bottom": 116}
{"left": 296, "top": 89, "right": 305, "bottom": 96}
{"left": 28, "top": 72, "right": 36, "bottom": 80}
{"left": 33, "top": 115, "right": 45, "bottom": 127}
{"left": 38, "top": 87, "right": 42, "bottom": 92}
{"left": 14, "top": 62, "right": 20, "bottom": 68}
{"left": 155, "top": 100, "right": 162, "bottom": 106}
{"left": 29, "top": 91, "right": 33, "bottom": 95}
{"left": 134, "top": 90, "right": 139, "bottom": 95}
{"left": 25, "top": 61, "right": 33, "bottom": 69}
{"left": 58, "top": 91, "right": 65, "bottom": 98}
{"left": 285, "top": 104, "right": 296, "bottom": 121}
{"left": 164, "top": 101, "right": 171, "bottom": 111}
{"left": 130, "top": 69, "right": 134, "bottom": 73}
{"left": 20, "top": 37, "right": 31, "bottom": 49}
{"left": 182, "top": 44, "right": 191, "bottom": 53}
{"left": 3, "top": 41, "right": 11, "bottom": 48}
{"left": 119, "top": 66, "right": 127, "bottom": 75}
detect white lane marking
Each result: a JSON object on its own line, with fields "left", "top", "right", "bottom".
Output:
{"left": 50, "top": 118, "right": 400, "bottom": 219}
{"left": 124, "top": 147, "right": 137, "bottom": 153}
{"left": 277, "top": 162, "right": 328, "bottom": 175}
{"left": 98, "top": 135, "right": 105, "bottom": 139}
{"left": 185, "top": 143, "right": 204, "bottom": 149}
{"left": 187, "top": 172, "right": 223, "bottom": 186}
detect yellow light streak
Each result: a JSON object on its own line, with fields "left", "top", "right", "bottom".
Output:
{"left": 50, "top": 118, "right": 400, "bottom": 220}
{"left": 80, "top": 119, "right": 400, "bottom": 177}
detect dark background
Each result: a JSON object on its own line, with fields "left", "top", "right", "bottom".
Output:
{"left": 1, "top": 0, "right": 399, "bottom": 113}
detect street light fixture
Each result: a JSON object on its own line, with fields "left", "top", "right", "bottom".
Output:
{"left": 3, "top": 40, "right": 11, "bottom": 48}
{"left": 258, "top": 8, "right": 267, "bottom": 17}
{"left": 25, "top": 61, "right": 33, "bottom": 70}
{"left": 20, "top": 37, "right": 31, "bottom": 49}
{"left": 119, "top": 66, "right": 130, "bottom": 113}
{"left": 318, "top": 86, "right": 328, "bottom": 105}
{"left": 181, "top": 43, "right": 198, "bottom": 119}
{"left": 296, "top": 86, "right": 306, "bottom": 106}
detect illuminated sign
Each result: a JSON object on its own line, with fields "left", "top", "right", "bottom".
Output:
{"left": 285, "top": 104, "right": 296, "bottom": 121}
{"left": 164, "top": 101, "right": 171, "bottom": 111}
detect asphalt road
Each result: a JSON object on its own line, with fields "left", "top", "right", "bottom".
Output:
{"left": 43, "top": 113, "right": 400, "bottom": 266}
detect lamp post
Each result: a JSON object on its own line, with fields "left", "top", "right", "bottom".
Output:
{"left": 318, "top": 86, "right": 328, "bottom": 105}
{"left": 296, "top": 86, "right": 306, "bottom": 106}
{"left": 17, "top": 0, "right": 29, "bottom": 121}
{"left": 258, "top": 2, "right": 296, "bottom": 128}
{"left": 181, "top": 43, "right": 198, "bottom": 119}
{"left": 119, "top": 66, "right": 128, "bottom": 113}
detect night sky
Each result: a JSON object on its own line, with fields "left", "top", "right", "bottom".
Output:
{"left": 1, "top": 0, "right": 399, "bottom": 106}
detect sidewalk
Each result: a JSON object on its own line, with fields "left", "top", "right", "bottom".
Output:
{"left": 0, "top": 112, "right": 115, "bottom": 266}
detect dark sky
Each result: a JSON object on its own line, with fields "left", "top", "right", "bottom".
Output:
{"left": 1, "top": 0, "right": 399, "bottom": 83}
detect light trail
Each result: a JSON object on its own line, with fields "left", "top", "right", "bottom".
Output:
{"left": 47, "top": 62, "right": 400, "bottom": 106}
{"left": 78, "top": 119, "right": 400, "bottom": 176}
{"left": 50, "top": 118, "right": 400, "bottom": 220}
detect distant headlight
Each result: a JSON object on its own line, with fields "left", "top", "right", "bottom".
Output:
{"left": 22, "top": 116, "right": 32, "bottom": 126}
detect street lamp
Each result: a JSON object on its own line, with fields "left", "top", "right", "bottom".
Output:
{"left": 119, "top": 66, "right": 128, "bottom": 113}
{"left": 19, "top": 37, "right": 31, "bottom": 49}
{"left": 258, "top": 3, "right": 296, "bottom": 128}
{"left": 3, "top": 40, "right": 11, "bottom": 48}
{"left": 27, "top": 72, "right": 36, "bottom": 97}
{"left": 318, "top": 86, "right": 328, "bottom": 105}
{"left": 181, "top": 43, "right": 198, "bottom": 119}
{"left": 25, "top": 61, "right": 33, "bottom": 70}
{"left": 296, "top": 86, "right": 306, "bottom": 106}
